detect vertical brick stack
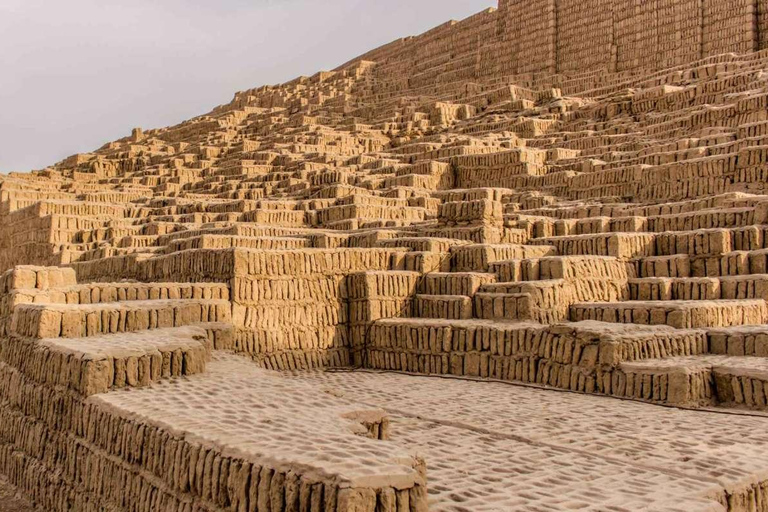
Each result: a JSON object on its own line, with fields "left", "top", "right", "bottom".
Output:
{"left": 658, "top": 0, "right": 704, "bottom": 69}
{"left": 702, "top": 0, "right": 758, "bottom": 56}
{"left": 230, "top": 249, "right": 408, "bottom": 370}
{"left": 556, "top": 0, "right": 615, "bottom": 74}
{"left": 613, "top": 0, "right": 660, "bottom": 72}
{"left": 347, "top": 271, "right": 420, "bottom": 366}
{"left": 506, "top": 0, "right": 558, "bottom": 76}
{"left": 761, "top": 0, "right": 768, "bottom": 49}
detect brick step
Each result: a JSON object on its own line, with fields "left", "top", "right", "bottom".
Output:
{"left": 628, "top": 274, "right": 768, "bottom": 301}
{"left": 11, "top": 299, "right": 232, "bottom": 339}
{"left": 473, "top": 292, "right": 530, "bottom": 321}
{"left": 369, "top": 318, "right": 706, "bottom": 366}
{"left": 570, "top": 299, "right": 768, "bottom": 329}
{"left": 7, "top": 325, "right": 214, "bottom": 396}
{"left": 634, "top": 255, "right": 692, "bottom": 278}
{"left": 377, "top": 237, "right": 470, "bottom": 253}
{"left": 367, "top": 318, "right": 710, "bottom": 396}
{"left": 547, "top": 210, "right": 764, "bottom": 235}
{"left": 449, "top": 243, "right": 556, "bottom": 272}
{"left": 10, "top": 281, "right": 230, "bottom": 306}
{"left": 162, "top": 235, "right": 311, "bottom": 253}
{"left": 616, "top": 357, "right": 716, "bottom": 407}
{"left": 475, "top": 276, "right": 625, "bottom": 323}
{"left": 418, "top": 272, "right": 496, "bottom": 296}
{"left": 619, "top": 355, "right": 768, "bottom": 410}
{"left": 529, "top": 232, "right": 655, "bottom": 259}
{"left": 414, "top": 294, "right": 473, "bottom": 319}
{"left": 637, "top": 249, "right": 768, "bottom": 279}
{"left": 532, "top": 228, "right": 757, "bottom": 260}
{"left": 707, "top": 325, "right": 768, "bottom": 357}
{"left": 488, "top": 255, "right": 632, "bottom": 282}
{"left": 191, "top": 321, "right": 234, "bottom": 351}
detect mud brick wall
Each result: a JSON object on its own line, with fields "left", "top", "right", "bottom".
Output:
{"left": 656, "top": 0, "right": 704, "bottom": 69}
{"left": 612, "top": 361, "right": 716, "bottom": 406}
{"left": 0, "top": 266, "right": 77, "bottom": 293}
{"left": 475, "top": 280, "right": 575, "bottom": 323}
{"left": 7, "top": 282, "right": 229, "bottom": 309}
{"left": 455, "top": 165, "right": 569, "bottom": 193}
{"left": 0, "top": 360, "right": 426, "bottom": 512}
{"left": 366, "top": 319, "right": 709, "bottom": 402}
{"left": 344, "top": 0, "right": 766, "bottom": 89}
{"left": 668, "top": 274, "right": 768, "bottom": 301}
{"left": 70, "top": 247, "right": 419, "bottom": 370}
{"left": 10, "top": 298, "right": 226, "bottom": 338}
{"left": 555, "top": 0, "right": 614, "bottom": 74}
{"left": 655, "top": 229, "right": 733, "bottom": 257}
{"left": 347, "top": 271, "right": 420, "bottom": 366}
{"left": 504, "top": 0, "right": 557, "bottom": 75}
{"left": 761, "top": 0, "right": 768, "bottom": 49}
{"left": 0, "top": 266, "right": 79, "bottom": 336}
{"left": 420, "top": 272, "right": 496, "bottom": 296}
{"left": 531, "top": 233, "right": 656, "bottom": 259}
{"left": 570, "top": 299, "right": 768, "bottom": 328}
{"left": 438, "top": 199, "right": 503, "bottom": 226}
{"left": 702, "top": 0, "right": 758, "bottom": 56}
{"left": 163, "top": 234, "right": 311, "bottom": 253}
{"left": 71, "top": 249, "right": 238, "bottom": 283}
{"left": 480, "top": 256, "right": 631, "bottom": 323}
{"left": 415, "top": 248, "right": 455, "bottom": 276}
{"left": 630, "top": 277, "right": 720, "bottom": 301}
{"left": 614, "top": 0, "right": 663, "bottom": 72}
{"left": 417, "top": 225, "right": 512, "bottom": 245}
{"left": 231, "top": 248, "right": 409, "bottom": 370}
{"left": 709, "top": 327, "right": 768, "bottom": 356}
{"left": 376, "top": 237, "right": 466, "bottom": 254}
{"left": 0, "top": 215, "right": 69, "bottom": 270}
{"left": 450, "top": 244, "right": 556, "bottom": 272}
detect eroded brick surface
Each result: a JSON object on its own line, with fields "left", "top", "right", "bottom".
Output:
{"left": 3, "top": 1, "right": 768, "bottom": 510}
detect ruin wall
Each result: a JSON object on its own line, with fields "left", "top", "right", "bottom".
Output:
{"left": 341, "top": 0, "right": 765, "bottom": 80}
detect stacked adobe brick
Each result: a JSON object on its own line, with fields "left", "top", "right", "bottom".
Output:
{"left": 2, "top": 1, "right": 768, "bottom": 510}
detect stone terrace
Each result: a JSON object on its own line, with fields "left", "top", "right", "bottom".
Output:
{"left": 3, "top": 0, "right": 768, "bottom": 510}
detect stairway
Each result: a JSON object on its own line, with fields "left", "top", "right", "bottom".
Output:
{"left": 3, "top": 271, "right": 234, "bottom": 397}
{"left": 413, "top": 272, "right": 495, "bottom": 320}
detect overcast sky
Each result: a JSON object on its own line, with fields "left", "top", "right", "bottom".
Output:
{"left": 0, "top": 0, "right": 491, "bottom": 172}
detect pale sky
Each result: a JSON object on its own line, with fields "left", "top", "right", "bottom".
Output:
{"left": 0, "top": 0, "right": 492, "bottom": 172}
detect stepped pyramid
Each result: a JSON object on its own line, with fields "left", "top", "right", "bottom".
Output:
{"left": 3, "top": 1, "right": 768, "bottom": 510}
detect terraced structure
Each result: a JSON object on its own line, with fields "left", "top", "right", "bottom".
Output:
{"left": 3, "top": 0, "right": 768, "bottom": 510}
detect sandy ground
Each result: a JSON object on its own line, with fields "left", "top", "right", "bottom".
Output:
{"left": 0, "top": 475, "right": 35, "bottom": 512}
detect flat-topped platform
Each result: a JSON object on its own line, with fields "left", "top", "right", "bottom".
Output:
{"left": 287, "top": 368, "right": 768, "bottom": 511}
{"left": 11, "top": 298, "right": 232, "bottom": 338}
{"left": 570, "top": 299, "right": 768, "bottom": 328}
{"left": 92, "top": 353, "right": 424, "bottom": 492}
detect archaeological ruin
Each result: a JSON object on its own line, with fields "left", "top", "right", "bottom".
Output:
{"left": 3, "top": 0, "right": 768, "bottom": 510}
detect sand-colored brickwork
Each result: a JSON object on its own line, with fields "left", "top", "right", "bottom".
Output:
{"left": 3, "top": 0, "right": 768, "bottom": 510}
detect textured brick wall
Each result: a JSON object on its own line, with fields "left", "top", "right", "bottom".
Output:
{"left": 344, "top": 0, "right": 767, "bottom": 80}
{"left": 500, "top": 0, "right": 763, "bottom": 74}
